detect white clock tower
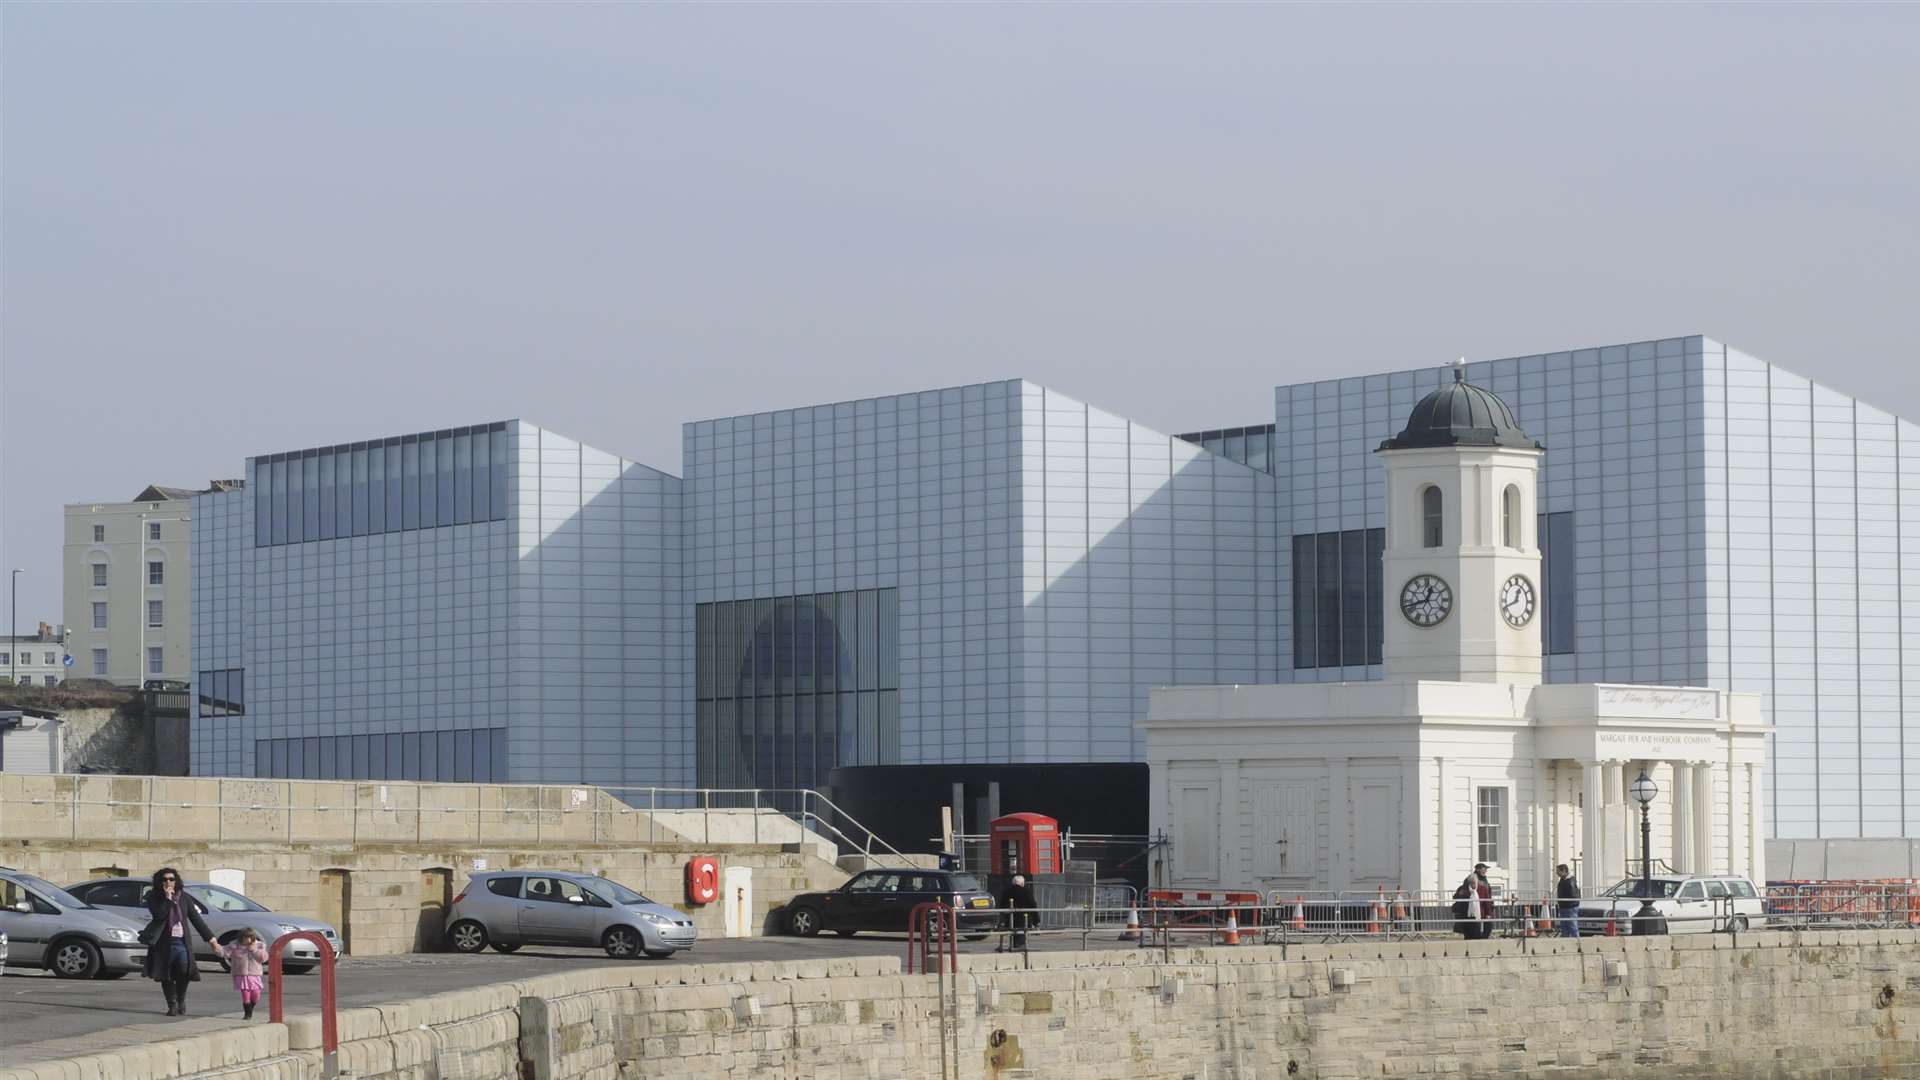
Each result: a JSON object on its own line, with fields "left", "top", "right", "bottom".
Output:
{"left": 1375, "top": 366, "right": 1546, "bottom": 685}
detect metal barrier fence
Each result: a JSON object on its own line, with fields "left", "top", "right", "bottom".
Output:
{"left": 1766, "top": 881, "right": 1920, "bottom": 930}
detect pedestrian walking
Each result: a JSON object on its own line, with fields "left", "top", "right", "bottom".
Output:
{"left": 139, "top": 867, "right": 216, "bottom": 1016}
{"left": 221, "top": 929, "right": 270, "bottom": 1019}
{"left": 1002, "top": 873, "right": 1037, "bottom": 951}
{"left": 1554, "top": 864, "right": 1582, "bottom": 938}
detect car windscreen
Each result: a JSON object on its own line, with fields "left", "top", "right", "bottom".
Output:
{"left": 188, "top": 884, "right": 268, "bottom": 913}
{"left": 581, "top": 877, "right": 654, "bottom": 907}
{"left": 15, "top": 874, "right": 93, "bottom": 910}
{"left": 1603, "top": 879, "right": 1681, "bottom": 899}
{"left": 950, "top": 874, "right": 988, "bottom": 894}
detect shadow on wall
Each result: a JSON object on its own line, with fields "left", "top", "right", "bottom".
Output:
{"left": 513, "top": 435, "right": 686, "bottom": 790}
{"left": 1013, "top": 399, "right": 1282, "bottom": 762}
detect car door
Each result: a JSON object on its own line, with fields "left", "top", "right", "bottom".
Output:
{"left": 0, "top": 878, "right": 63, "bottom": 967}
{"left": 840, "top": 872, "right": 896, "bottom": 931}
{"left": 517, "top": 877, "right": 600, "bottom": 945}
{"left": 1670, "top": 881, "right": 1707, "bottom": 933}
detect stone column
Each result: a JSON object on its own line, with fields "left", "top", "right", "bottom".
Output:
{"left": 1581, "top": 761, "right": 1605, "bottom": 893}
{"left": 1693, "top": 765, "right": 1716, "bottom": 875}
{"left": 1672, "top": 762, "right": 1694, "bottom": 874}
{"left": 1605, "top": 762, "right": 1626, "bottom": 882}
{"left": 1746, "top": 762, "right": 1765, "bottom": 883}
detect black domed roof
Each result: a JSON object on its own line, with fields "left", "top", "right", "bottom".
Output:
{"left": 1378, "top": 368, "right": 1541, "bottom": 451}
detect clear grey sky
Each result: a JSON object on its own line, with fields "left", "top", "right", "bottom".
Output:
{"left": 4, "top": 3, "right": 1917, "bottom": 625}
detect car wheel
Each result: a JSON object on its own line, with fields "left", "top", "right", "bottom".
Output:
{"left": 603, "top": 926, "right": 641, "bottom": 959}
{"left": 644, "top": 950, "right": 675, "bottom": 960}
{"left": 1728, "top": 916, "right": 1749, "bottom": 933}
{"left": 50, "top": 938, "right": 103, "bottom": 980}
{"left": 448, "top": 920, "right": 489, "bottom": 954}
{"left": 490, "top": 943, "right": 521, "bottom": 954}
{"left": 787, "top": 907, "right": 823, "bottom": 937}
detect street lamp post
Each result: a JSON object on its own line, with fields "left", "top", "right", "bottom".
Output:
{"left": 1629, "top": 769, "right": 1666, "bottom": 936}
{"left": 9, "top": 568, "right": 22, "bottom": 685}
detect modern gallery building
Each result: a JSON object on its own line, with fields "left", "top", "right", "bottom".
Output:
{"left": 191, "top": 334, "right": 1920, "bottom": 851}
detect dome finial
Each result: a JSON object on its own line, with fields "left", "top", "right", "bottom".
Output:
{"left": 1452, "top": 358, "right": 1467, "bottom": 383}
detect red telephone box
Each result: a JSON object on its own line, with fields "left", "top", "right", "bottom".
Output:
{"left": 990, "top": 813, "right": 1062, "bottom": 877}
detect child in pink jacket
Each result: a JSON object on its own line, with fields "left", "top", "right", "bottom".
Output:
{"left": 221, "top": 929, "right": 269, "bottom": 1019}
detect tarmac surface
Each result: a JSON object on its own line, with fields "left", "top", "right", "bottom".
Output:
{"left": 0, "top": 929, "right": 1140, "bottom": 1067}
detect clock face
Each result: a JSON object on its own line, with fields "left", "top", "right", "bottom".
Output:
{"left": 1500, "top": 574, "right": 1536, "bottom": 628}
{"left": 1399, "top": 574, "right": 1453, "bottom": 627}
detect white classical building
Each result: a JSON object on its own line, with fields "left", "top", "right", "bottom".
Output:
{"left": 1144, "top": 370, "right": 1772, "bottom": 897}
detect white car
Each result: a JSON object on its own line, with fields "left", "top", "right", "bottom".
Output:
{"left": 1577, "top": 874, "right": 1767, "bottom": 934}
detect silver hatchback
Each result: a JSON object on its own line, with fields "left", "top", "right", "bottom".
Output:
{"left": 446, "top": 871, "right": 697, "bottom": 959}
{"left": 0, "top": 869, "right": 147, "bottom": 979}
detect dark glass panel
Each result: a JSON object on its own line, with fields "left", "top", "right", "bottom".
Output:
{"left": 271, "top": 457, "right": 288, "bottom": 545}
{"left": 352, "top": 447, "right": 370, "bottom": 536}
{"left": 419, "top": 437, "right": 438, "bottom": 529}
{"left": 1292, "top": 535, "right": 1317, "bottom": 669}
{"left": 490, "top": 428, "right": 509, "bottom": 522}
{"left": 385, "top": 439, "right": 404, "bottom": 534}
{"left": 1340, "top": 529, "right": 1365, "bottom": 666}
{"left": 1365, "top": 527, "right": 1385, "bottom": 666}
{"left": 471, "top": 431, "right": 490, "bottom": 523}
{"left": 453, "top": 431, "right": 473, "bottom": 525}
{"left": 368, "top": 445, "right": 386, "bottom": 534}
{"left": 254, "top": 459, "right": 271, "bottom": 548}
{"left": 1315, "top": 533, "right": 1342, "bottom": 669}
{"left": 303, "top": 453, "right": 319, "bottom": 543}
{"left": 287, "top": 454, "right": 306, "bottom": 543}
{"left": 318, "top": 451, "right": 337, "bottom": 540}
{"left": 436, "top": 431, "right": 455, "bottom": 526}
{"left": 403, "top": 439, "right": 421, "bottom": 530}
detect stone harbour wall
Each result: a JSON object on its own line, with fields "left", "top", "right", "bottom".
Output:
{"left": 5, "top": 931, "right": 1920, "bottom": 1080}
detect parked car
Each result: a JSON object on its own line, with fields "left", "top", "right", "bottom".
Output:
{"left": 0, "top": 868, "right": 147, "bottom": 979}
{"left": 1577, "top": 874, "right": 1768, "bottom": 934}
{"left": 66, "top": 877, "right": 339, "bottom": 974}
{"left": 783, "top": 868, "right": 998, "bottom": 938}
{"left": 445, "top": 871, "right": 697, "bottom": 959}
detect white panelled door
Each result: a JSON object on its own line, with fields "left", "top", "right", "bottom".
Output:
{"left": 1250, "top": 781, "right": 1316, "bottom": 891}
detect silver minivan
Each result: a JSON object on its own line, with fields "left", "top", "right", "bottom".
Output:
{"left": 67, "top": 877, "right": 341, "bottom": 974}
{"left": 446, "top": 871, "right": 697, "bottom": 959}
{"left": 0, "top": 868, "right": 147, "bottom": 979}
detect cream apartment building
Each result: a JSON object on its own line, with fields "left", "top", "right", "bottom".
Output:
{"left": 63, "top": 483, "right": 237, "bottom": 686}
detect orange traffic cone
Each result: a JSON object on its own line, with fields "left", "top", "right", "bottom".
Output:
{"left": 1366, "top": 888, "right": 1383, "bottom": 934}
{"left": 1535, "top": 903, "right": 1552, "bottom": 936}
{"left": 1391, "top": 892, "right": 1408, "bottom": 928}
{"left": 1222, "top": 912, "right": 1241, "bottom": 946}
{"left": 1291, "top": 897, "right": 1307, "bottom": 932}
{"left": 1604, "top": 911, "right": 1619, "bottom": 938}
{"left": 1121, "top": 908, "right": 1141, "bottom": 941}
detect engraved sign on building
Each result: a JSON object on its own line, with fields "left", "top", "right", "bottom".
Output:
{"left": 1594, "top": 730, "right": 1720, "bottom": 762}
{"left": 1596, "top": 686, "right": 1720, "bottom": 721}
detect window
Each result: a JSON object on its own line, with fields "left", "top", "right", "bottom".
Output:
{"left": 92, "top": 602, "right": 107, "bottom": 630}
{"left": 1704, "top": 880, "right": 1729, "bottom": 900}
{"left": 15, "top": 652, "right": 25, "bottom": 665}
{"left": 1501, "top": 485, "right": 1520, "bottom": 548}
{"left": 1677, "top": 882, "right": 1704, "bottom": 901}
{"left": 1421, "top": 485, "right": 1444, "bottom": 548}
{"left": 92, "top": 649, "right": 108, "bottom": 676}
{"left": 43, "top": 675, "right": 57, "bottom": 687}
{"left": 1537, "top": 511, "right": 1576, "bottom": 656}
{"left": 15, "top": 676, "right": 27, "bottom": 686}
{"left": 485, "top": 877, "right": 523, "bottom": 898}
{"left": 43, "top": 652, "right": 55, "bottom": 665}
{"left": 148, "top": 560, "right": 164, "bottom": 585}
{"left": 92, "top": 524, "right": 105, "bottom": 543}
{"left": 148, "top": 522, "right": 162, "bottom": 541}
{"left": 1730, "top": 880, "right": 1757, "bottom": 899}
{"left": 92, "top": 563, "right": 108, "bottom": 587}
{"left": 148, "top": 647, "right": 164, "bottom": 675}
{"left": 693, "top": 588, "right": 901, "bottom": 794}
{"left": 147, "top": 600, "right": 164, "bottom": 628}
{"left": 1474, "top": 786, "right": 1508, "bottom": 868}
{"left": 1291, "top": 528, "right": 1385, "bottom": 669}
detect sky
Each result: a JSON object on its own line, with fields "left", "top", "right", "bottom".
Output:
{"left": 3, "top": 3, "right": 1917, "bottom": 626}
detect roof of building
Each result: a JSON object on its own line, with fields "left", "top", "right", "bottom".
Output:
{"left": 1378, "top": 367, "right": 1542, "bottom": 451}
{"left": 131, "top": 479, "right": 244, "bottom": 502}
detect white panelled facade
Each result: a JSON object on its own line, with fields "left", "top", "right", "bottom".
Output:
{"left": 686, "top": 380, "right": 1278, "bottom": 786}
{"left": 189, "top": 421, "right": 684, "bottom": 788}
{"left": 1273, "top": 335, "right": 1920, "bottom": 841}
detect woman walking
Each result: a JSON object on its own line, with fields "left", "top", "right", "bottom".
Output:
{"left": 140, "top": 867, "right": 216, "bottom": 1016}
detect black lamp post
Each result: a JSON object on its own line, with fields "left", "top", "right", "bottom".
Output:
{"left": 1629, "top": 769, "right": 1666, "bottom": 936}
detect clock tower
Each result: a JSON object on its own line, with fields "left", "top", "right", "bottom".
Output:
{"left": 1376, "top": 366, "right": 1545, "bottom": 685}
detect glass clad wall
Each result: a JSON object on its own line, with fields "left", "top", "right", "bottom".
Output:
{"left": 250, "top": 423, "right": 509, "bottom": 547}
{"left": 694, "top": 588, "right": 900, "bottom": 791}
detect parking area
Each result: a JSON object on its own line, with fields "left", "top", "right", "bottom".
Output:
{"left": 0, "top": 930, "right": 1138, "bottom": 1068}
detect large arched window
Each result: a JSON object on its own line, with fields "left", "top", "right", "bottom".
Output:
{"left": 1502, "top": 484, "right": 1521, "bottom": 548}
{"left": 1421, "top": 485, "right": 1444, "bottom": 548}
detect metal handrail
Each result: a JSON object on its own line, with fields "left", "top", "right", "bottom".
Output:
{"left": 0, "top": 778, "right": 920, "bottom": 866}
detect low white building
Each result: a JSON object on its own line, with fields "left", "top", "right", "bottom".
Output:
{"left": 1144, "top": 370, "right": 1771, "bottom": 897}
